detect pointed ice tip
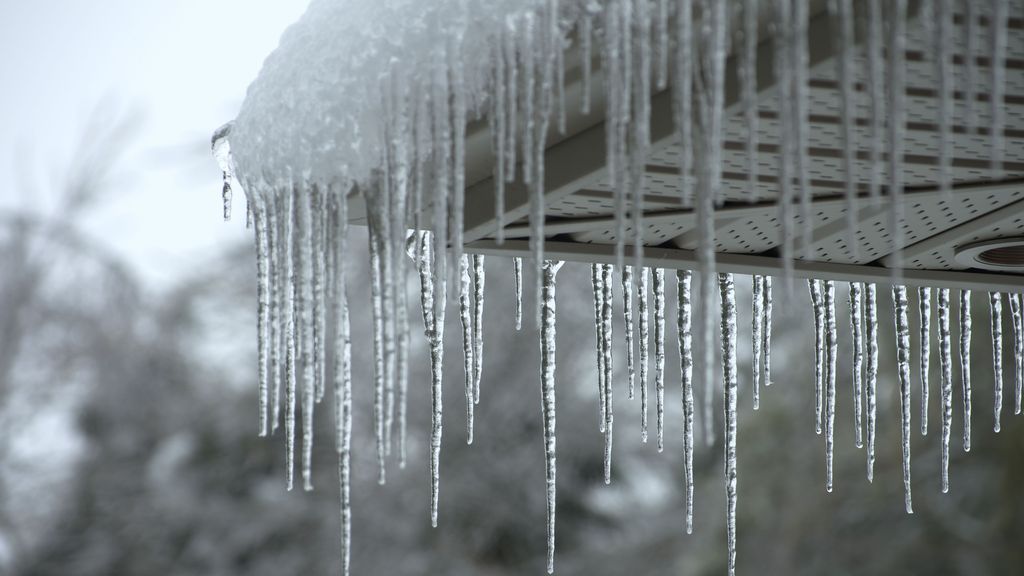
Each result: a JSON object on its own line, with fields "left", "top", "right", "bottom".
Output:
{"left": 826, "top": 485, "right": 833, "bottom": 494}
{"left": 304, "top": 480, "right": 314, "bottom": 492}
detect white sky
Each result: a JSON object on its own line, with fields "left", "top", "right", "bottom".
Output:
{"left": 0, "top": 1, "right": 311, "bottom": 287}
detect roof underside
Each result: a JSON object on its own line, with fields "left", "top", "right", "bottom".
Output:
{"left": 451, "top": 0, "right": 1024, "bottom": 290}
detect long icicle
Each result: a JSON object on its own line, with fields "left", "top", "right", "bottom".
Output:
{"left": 677, "top": 269, "right": 694, "bottom": 534}
{"left": 919, "top": 287, "right": 932, "bottom": 435}
{"left": 602, "top": 263, "right": 615, "bottom": 482}
{"left": 990, "top": 292, "right": 1003, "bottom": 433}
{"left": 623, "top": 266, "right": 636, "bottom": 399}
{"left": 959, "top": 290, "right": 972, "bottom": 452}
{"left": 1009, "top": 292, "right": 1022, "bottom": 414}
{"left": 850, "top": 282, "right": 864, "bottom": 448}
{"left": 824, "top": 280, "right": 837, "bottom": 492}
{"left": 284, "top": 186, "right": 297, "bottom": 491}
{"left": 720, "top": 273, "right": 739, "bottom": 576}
{"left": 866, "top": 283, "right": 878, "bottom": 481}
{"left": 810, "top": 279, "right": 824, "bottom": 434}
{"left": 515, "top": 256, "right": 524, "bottom": 331}
{"left": 654, "top": 267, "right": 666, "bottom": 452}
{"left": 752, "top": 275, "right": 763, "bottom": 409}
{"left": 299, "top": 186, "right": 317, "bottom": 491}
{"left": 592, "top": 264, "right": 607, "bottom": 433}
{"left": 459, "top": 255, "right": 475, "bottom": 444}
{"left": 368, "top": 208, "right": 386, "bottom": 486}
{"left": 332, "top": 190, "right": 353, "bottom": 576}
{"left": 938, "top": 288, "right": 953, "bottom": 493}
{"left": 639, "top": 266, "right": 651, "bottom": 441}
{"left": 763, "top": 276, "right": 773, "bottom": 386}
{"left": 539, "top": 260, "right": 562, "bottom": 575}
{"left": 254, "top": 193, "right": 270, "bottom": 437}
{"left": 473, "top": 254, "right": 486, "bottom": 405}
{"left": 893, "top": 285, "right": 914, "bottom": 514}
{"left": 269, "top": 193, "right": 283, "bottom": 435}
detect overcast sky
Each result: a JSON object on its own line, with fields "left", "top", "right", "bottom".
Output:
{"left": 0, "top": 1, "right": 311, "bottom": 287}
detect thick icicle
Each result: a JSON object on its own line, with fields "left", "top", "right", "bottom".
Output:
{"left": 539, "top": 260, "right": 563, "bottom": 575}
{"left": 741, "top": 0, "right": 759, "bottom": 203}
{"left": 824, "top": 280, "right": 837, "bottom": 492}
{"left": 299, "top": 188, "right": 317, "bottom": 492}
{"left": 752, "top": 275, "right": 763, "bottom": 409}
{"left": 990, "top": 0, "right": 1009, "bottom": 176}
{"left": 515, "top": 256, "right": 524, "bottom": 331}
{"left": 720, "top": 273, "right": 739, "bottom": 576}
{"left": 1009, "top": 292, "right": 1022, "bottom": 414}
{"left": 677, "top": 270, "right": 695, "bottom": 534}
{"left": 592, "top": 264, "right": 607, "bottom": 433}
{"left": 602, "top": 263, "right": 615, "bottom": 482}
{"left": 990, "top": 292, "right": 1003, "bottom": 432}
{"left": 865, "top": 283, "right": 878, "bottom": 481}
{"left": 473, "top": 254, "right": 486, "bottom": 405}
{"left": 413, "top": 232, "right": 445, "bottom": 528}
{"left": 368, "top": 214, "right": 386, "bottom": 486}
{"left": 331, "top": 191, "right": 353, "bottom": 576}
{"left": 268, "top": 194, "right": 282, "bottom": 434}
{"left": 623, "top": 266, "right": 636, "bottom": 399}
{"left": 892, "top": 285, "right": 914, "bottom": 513}
{"left": 253, "top": 193, "right": 270, "bottom": 437}
{"left": 850, "top": 282, "right": 864, "bottom": 448}
{"left": 810, "top": 279, "right": 824, "bottom": 434}
{"left": 283, "top": 188, "right": 297, "bottom": 491}
{"left": 654, "top": 268, "right": 666, "bottom": 452}
{"left": 919, "top": 287, "right": 932, "bottom": 435}
{"left": 312, "top": 189, "right": 326, "bottom": 407}
{"left": 639, "top": 266, "right": 651, "bottom": 441}
{"left": 459, "top": 255, "right": 475, "bottom": 444}
{"left": 960, "top": 290, "right": 972, "bottom": 451}
{"left": 938, "top": 288, "right": 953, "bottom": 493}
{"left": 763, "top": 276, "right": 773, "bottom": 386}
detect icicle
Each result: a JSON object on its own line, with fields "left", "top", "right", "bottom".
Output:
{"left": 654, "top": 268, "right": 666, "bottom": 452}
{"left": 719, "top": 273, "right": 739, "bottom": 576}
{"left": 741, "top": 0, "right": 759, "bottom": 203}
{"left": 960, "top": 290, "right": 972, "bottom": 451}
{"left": 810, "top": 279, "right": 824, "bottom": 434}
{"left": 677, "top": 270, "right": 695, "bottom": 533}
{"left": 298, "top": 185, "right": 317, "bottom": 492}
{"left": 473, "top": 255, "right": 486, "bottom": 405}
{"left": 539, "top": 260, "right": 563, "bottom": 575}
{"left": 1010, "top": 293, "right": 1023, "bottom": 415}
{"left": 268, "top": 193, "right": 282, "bottom": 435}
{"left": 935, "top": 0, "right": 953, "bottom": 198}
{"left": 850, "top": 282, "right": 864, "bottom": 448}
{"left": 763, "top": 276, "right": 773, "bottom": 386}
{"left": 459, "top": 255, "right": 475, "bottom": 444}
{"left": 212, "top": 122, "right": 234, "bottom": 222}
{"left": 990, "top": 292, "right": 1003, "bottom": 432}
{"left": 639, "top": 266, "right": 651, "bottom": 441}
{"left": 865, "top": 0, "right": 884, "bottom": 201}
{"left": 311, "top": 188, "right": 326, "bottom": 407}
{"left": 283, "top": 187, "right": 297, "bottom": 491}
{"left": 331, "top": 190, "right": 353, "bottom": 576}
{"left": 253, "top": 193, "right": 270, "bottom": 437}
{"left": 592, "top": 264, "right": 607, "bottom": 433}
{"left": 918, "top": 287, "right": 932, "bottom": 435}
{"left": 431, "top": 43, "right": 451, "bottom": 341}
{"left": 887, "top": 0, "right": 907, "bottom": 277}
{"left": 674, "top": 0, "right": 693, "bottom": 205}
{"left": 368, "top": 216, "right": 386, "bottom": 485}
{"left": 602, "top": 264, "right": 615, "bottom": 482}
{"left": 990, "top": 0, "right": 1008, "bottom": 176}
{"left": 605, "top": 0, "right": 627, "bottom": 272}
{"left": 425, "top": 234, "right": 447, "bottom": 527}
{"left": 892, "top": 285, "right": 914, "bottom": 513}
{"left": 938, "top": 288, "right": 953, "bottom": 492}
{"left": 752, "top": 275, "right": 763, "bottom": 409}
{"left": 451, "top": 22, "right": 468, "bottom": 275}
{"left": 824, "top": 280, "right": 837, "bottom": 492}
{"left": 623, "top": 266, "right": 636, "bottom": 400}
{"left": 865, "top": 283, "right": 878, "bottom": 481}
{"left": 515, "top": 256, "right": 524, "bottom": 331}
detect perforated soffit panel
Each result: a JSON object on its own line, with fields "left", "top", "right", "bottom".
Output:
{"left": 461, "top": 1, "right": 1024, "bottom": 291}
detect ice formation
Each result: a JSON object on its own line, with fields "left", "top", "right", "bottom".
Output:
{"left": 214, "top": 1, "right": 1023, "bottom": 574}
